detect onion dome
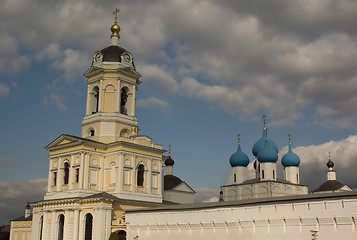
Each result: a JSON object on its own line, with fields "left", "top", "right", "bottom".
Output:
{"left": 257, "top": 138, "right": 279, "bottom": 163}
{"left": 281, "top": 135, "right": 300, "bottom": 167}
{"left": 252, "top": 117, "right": 278, "bottom": 156}
{"left": 327, "top": 152, "right": 334, "bottom": 168}
{"left": 229, "top": 135, "right": 249, "bottom": 167}
{"left": 165, "top": 155, "right": 175, "bottom": 166}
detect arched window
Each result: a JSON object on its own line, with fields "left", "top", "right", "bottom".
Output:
{"left": 120, "top": 87, "right": 129, "bottom": 115}
{"left": 39, "top": 215, "right": 43, "bottom": 240}
{"left": 91, "top": 86, "right": 99, "bottom": 114}
{"left": 137, "top": 164, "right": 145, "bottom": 187}
{"left": 118, "top": 230, "right": 126, "bottom": 240}
{"left": 84, "top": 213, "right": 93, "bottom": 240}
{"left": 89, "top": 129, "right": 95, "bottom": 136}
{"left": 58, "top": 214, "right": 64, "bottom": 240}
{"left": 63, "top": 162, "right": 69, "bottom": 185}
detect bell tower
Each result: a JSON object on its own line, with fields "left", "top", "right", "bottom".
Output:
{"left": 81, "top": 9, "right": 140, "bottom": 143}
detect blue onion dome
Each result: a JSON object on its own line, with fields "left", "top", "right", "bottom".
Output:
{"left": 252, "top": 127, "right": 278, "bottom": 156}
{"left": 257, "top": 138, "right": 279, "bottom": 163}
{"left": 281, "top": 136, "right": 300, "bottom": 167}
{"left": 230, "top": 143, "right": 250, "bottom": 167}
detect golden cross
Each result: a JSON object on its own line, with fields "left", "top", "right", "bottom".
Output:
{"left": 168, "top": 144, "right": 171, "bottom": 156}
{"left": 237, "top": 134, "right": 240, "bottom": 145}
{"left": 113, "top": 8, "right": 120, "bottom": 21}
{"left": 262, "top": 114, "right": 267, "bottom": 129}
{"left": 288, "top": 134, "right": 291, "bottom": 144}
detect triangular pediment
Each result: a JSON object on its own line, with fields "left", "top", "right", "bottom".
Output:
{"left": 172, "top": 182, "right": 196, "bottom": 193}
{"left": 45, "top": 134, "right": 106, "bottom": 150}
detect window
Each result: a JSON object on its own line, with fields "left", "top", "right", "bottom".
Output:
{"left": 262, "top": 170, "right": 265, "bottom": 179}
{"left": 39, "top": 216, "right": 43, "bottom": 240}
{"left": 75, "top": 168, "right": 79, "bottom": 183}
{"left": 234, "top": 174, "right": 236, "bottom": 183}
{"left": 63, "top": 162, "right": 69, "bottom": 185}
{"left": 53, "top": 172, "right": 57, "bottom": 186}
{"left": 58, "top": 214, "right": 64, "bottom": 240}
{"left": 273, "top": 170, "right": 275, "bottom": 179}
{"left": 120, "top": 87, "right": 129, "bottom": 115}
{"left": 91, "top": 86, "right": 99, "bottom": 114}
{"left": 84, "top": 214, "right": 93, "bottom": 240}
{"left": 118, "top": 230, "right": 126, "bottom": 240}
{"left": 110, "top": 164, "right": 116, "bottom": 184}
{"left": 89, "top": 129, "right": 95, "bottom": 136}
{"left": 137, "top": 164, "right": 144, "bottom": 187}
{"left": 296, "top": 173, "right": 299, "bottom": 182}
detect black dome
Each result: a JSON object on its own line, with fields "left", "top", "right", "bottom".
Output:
{"left": 327, "top": 159, "right": 334, "bottom": 168}
{"left": 164, "top": 175, "right": 182, "bottom": 190}
{"left": 165, "top": 156, "right": 175, "bottom": 166}
{"left": 100, "top": 45, "right": 128, "bottom": 62}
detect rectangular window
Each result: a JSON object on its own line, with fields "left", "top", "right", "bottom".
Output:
{"left": 53, "top": 172, "right": 57, "bottom": 186}
{"left": 273, "top": 170, "right": 275, "bottom": 179}
{"left": 262, "top": 170, "right": 265, "bottom": 179}
{"left": 90, "top": 170, "right": 97, "bottom": 185}
{"left": 75, "top": 168, "right": 79, "bottom": 183}
{"left": 234, "top": 174, "right": 236, "bottom": 183}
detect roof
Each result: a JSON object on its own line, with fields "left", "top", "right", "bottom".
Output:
{"left": 11, "top": 215, "right": 32, "bottom": 222}
{"left": 100, "top": 45, "right": 128, "bottom": 62}
{"left": 164, "top": 175, "right": 182, "bottom": 190}
{"left": 312, "top": 180, "right": 345, "bottom": 192}
{"left": 222, "top": 177, "right": 307, "bottom": 187}
{"left": 126, "top": 190, "right": 357, "bottom": 213}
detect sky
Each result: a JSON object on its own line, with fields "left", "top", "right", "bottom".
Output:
{"left": 1, "top": 0, "right": 357, "bottom": 225}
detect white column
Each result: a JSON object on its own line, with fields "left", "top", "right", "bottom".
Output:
{"left": 131, "top": 156, "right": 136, "bottom": 192}
{"left": 84, "top": 154, "right": 90, "bottom": 189}
{"left": 148, "top": 159, "right": 152, "bottom": 194}
{"left": 118, "top": 153, "right": 124, "bottom": 193}
{"left": 99, "top": 156, "right": 104, "bottom": 191}
{"left": 79, "top": 152, "right": 85, "bottom": 189}
{"left": 69, "top": 155, "right": 74, "bottom": 190}
{"left": 98, "top": 79, "right": 103, "bottom": 112}
{"left": 159, "top": 158, "right": 163, "bottom": 196}
{"left": 42, "top": 211, "right": 48, "bottom": 240}
{"left": 47, "top": 158, "right": 52, "bottom": 192}
{"left": 64, "top": 210, "right": 69, "bottom": 240}
{"left": 50, "top": 211, "right": 56, "bottom": 240}
{"left": 116, "top": 79, "right": 121, "bottom": 113}
{"left": 73, "top": 209, "right": 79, "bottom": 240}
{"left": 105, "top": 209, "right": 112, "bottom": 240}
{"left": 131, "top": 85, "right": 136, "bottom": 117}
{"left": 57, "top": 158, "right": 61, "bottom": 192}
{"left": 86, "top": 84, "right": 91, "bottom": 115}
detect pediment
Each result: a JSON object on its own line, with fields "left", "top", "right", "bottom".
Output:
{"left": 45, "top": 134, "right": 106, "bottom": 150}
{"left": 172, "top": 182, "right": 196, "bottom": 193}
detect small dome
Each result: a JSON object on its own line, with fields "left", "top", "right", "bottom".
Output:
{"left": 165, "top": 156, "right": 175, "bottom": 166}
{"left": 111, "top": 23, "right": 120, "bottom": 34}
{"left": 327, "top": 159, "right": 334, "bottom": 168}
{"left": 230, "top": 145, "right": 249, "bottom": 167}
{"left": 100, "top": 45, "right": 131, "bottom": 63}
{"left": 252, "top": 129, "right": 278, "bottom": 156}
{"left": 257, "top": 139, "right": 279, "bottom": 163}
{"left": 282, "top": 144, "right": 300, "bottom": 167}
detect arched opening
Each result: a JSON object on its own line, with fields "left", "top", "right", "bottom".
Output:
{"left": 91, "top": 86, "right": 99, "bottom": 114}
{"left": 39, "top": 215, "right": 43, "bottom": 240}
{"left": 137, "top": 164, "right": 145, "bottom": 187}
{"left": 58, "top": 214, "right": 64, "bottom": 240}
{"left": 89, "top": 129, "right": 95, "bottom": 136}
{"left": 63, "top": 162, "right": 69, "bottom": 185}
{"left": 118, "top": 230, "right": 126, "bottom": 240}
{"left": 120, "top": 87, "right": 129, "bottom": 115}
{"left": 84, "top": 213, "right": 93, "bottom": 240}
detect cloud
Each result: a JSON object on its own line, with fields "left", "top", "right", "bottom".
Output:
{"left": 279, "top": 135, "right": 357, "bottom": 190}
{"left": 0, "top": 157, "right": 16, "bottom": 166}
{"left": 194, "top": 188, "right": 220, "bottom": 203}
{"left": 42, "top": 93, "right": 68, "bottom": 112}
{"left": 0, "top": 179, "right": 47, "bottom": 225}
{"left": 140, "top": 64, "right": 179, "bottom": 93}
{"left": 137, "top": 97, "right": 169, "bottom": 108}
{"left": 0, "top": 83, "right": 10, "bottom": 97}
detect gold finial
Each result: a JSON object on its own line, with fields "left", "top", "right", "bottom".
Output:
{"left": 131, "top": 117, "right": 137, "bottom": 133}
{"left": 111, "top": 8, "right": 121, "bottom": 34}
{"left": 168, "top": 144, "right": 171, "bottom": 157}
{"left": 237, "top": 134, "right": 240, "bottom": 145}
{"left": 288, "top": 134, "right": 291, "bottom": 144}
{"left": 262, "top": 114, "right": 267, "bottom": 130}
{"left": 329, "top": 152, "right": 331, "bottom": 160}
{"left": 266, "top": 128, "right": 269, "bottom": 139}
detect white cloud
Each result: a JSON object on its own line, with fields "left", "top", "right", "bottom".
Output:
{"left": 194, "top": 188, "right": 220, "bottom": 203}
{"left": 0, "top": 157, "right": 16, "bottom": 166}
{"left": 140, "top": 64, "right": 179, "bottom": 93}
{"left": 0, "top": 83, "right": 10, "bottom": 97}
{"left": 42, "top": 93, "right": 68, "bottom": 112}
{"left": 0, "top": 179, "right": 47, "bottom": 225}
{"left": 137, "top": 97, "right": 169, "bottom": 108}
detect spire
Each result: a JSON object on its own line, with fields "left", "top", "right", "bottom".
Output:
{"left": 288, "top": 133, "right": 292, "bottom": 151}
{"left": 110, "top": 8, "right": 121, "bottom": 46}
{"left": 262, "top": 114, "right": 267, "bottom": 130}
{"left": 237, "top": 134, "right": 240, "bottom": 145}
{"left": 168, "top": 144, "right": 171, "bottom": 157}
